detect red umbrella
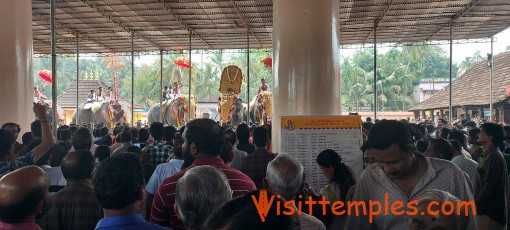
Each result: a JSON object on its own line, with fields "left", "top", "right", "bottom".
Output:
{"left": 174, "top": 56, "right": 191, "bottom": 69}
{"left": 38, "top": 70, "right": 52, "bottom": 83}
{"left": 262, "top": 57, "right": 272, "bottom": 68}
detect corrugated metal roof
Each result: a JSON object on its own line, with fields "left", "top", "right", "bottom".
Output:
{"left": 32, "top": 0, "right": 510, "bottom": 53}
{"left": 410, "top": 50, "right": 510, "bottom": 111}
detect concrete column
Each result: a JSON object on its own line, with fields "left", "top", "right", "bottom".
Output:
{"left": 272, "top": 0, "right": 340, "bottom": 153}
{"left": 0, "top": 0, "right": 34, "bottom": 139}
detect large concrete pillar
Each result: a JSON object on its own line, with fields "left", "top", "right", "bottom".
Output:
{"left": 272, "top": 0, "right": 340, "bottom": 153}
{"left": 0, "top": 0, "right": 34, "bottom": 139}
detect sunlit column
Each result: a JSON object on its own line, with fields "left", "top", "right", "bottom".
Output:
{"left": 0, "top": 0, "right": 34, "bottom": 138}
{"left": 272, "top": 0, "right": 341, "bottom": 153}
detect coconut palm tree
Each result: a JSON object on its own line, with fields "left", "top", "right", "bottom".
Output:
{"left": 195, "top": 63, "right": 220, "bottom": 101}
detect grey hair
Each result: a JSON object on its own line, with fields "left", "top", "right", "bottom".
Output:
{"left": 413, "top": 189, "right": 469, "bottom": 230}
{"left": 175, "top": 165, "right": 232, "bottom": 230}
{"left": 266, "top": 154, "right": 304, "bottom": 200}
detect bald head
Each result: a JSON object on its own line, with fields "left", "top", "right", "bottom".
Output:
{"left": 0, "top": 166, "right": 49, "bottom": 223}
{"left": 184, "top": 119, "right": 224, "bottom": 157}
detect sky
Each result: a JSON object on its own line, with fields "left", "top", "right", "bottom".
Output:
{"left": 135, "top": 26, "right": 510, "bottom": 67}
{"left": 447, "top": 27, "right": 510, "bottom": 64}
{"left": 340, "top": 27, "right": 510, "bottom": 65}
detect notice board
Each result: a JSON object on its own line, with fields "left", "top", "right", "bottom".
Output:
{"left": 280, "top": 116, "right": 364, "bottom": 192}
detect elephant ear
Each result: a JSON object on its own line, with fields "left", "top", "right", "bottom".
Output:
{"left": 161, "top": 100, "right": 171, "bottom": 113}
{"left": 83, "top": 103, "right": 93, "bottom": 110}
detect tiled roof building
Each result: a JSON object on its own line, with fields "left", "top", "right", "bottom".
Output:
{"left": 411, "top": 51, "right": 510, "bottom": 122}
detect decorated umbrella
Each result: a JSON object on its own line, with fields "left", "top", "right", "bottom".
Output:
{"left": 174, "top": 56, "right": 191, "bottom": 69}
{"left": 38, "top": 70, "right": 52, "bottom": 83}
{"left": 173, "top": 56, "right": 192, "bottom": 95}
{"left": 261, "top": 57, "right": 272, "bottom": 68}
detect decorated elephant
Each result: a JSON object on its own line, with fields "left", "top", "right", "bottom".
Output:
{"left": 218, "top": 94, "right": 247, "bottom": 126}
{"left": 250, "top": 91, "right": 272, "bottom": 125}
{"left": 231, "top": 97, "right": 247, "bottom": 125}
{"left": 72, "top": 100, "right": 128, "bottom": 126}
{"left": 148, "top": 95, "right": 196, "bottom": 126}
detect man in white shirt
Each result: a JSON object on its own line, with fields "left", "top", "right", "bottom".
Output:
{"left": 450, "top": 140, "right": 480, "bottom": 193}
{"left": 38, "top": 144, "right": 67, "bottom": 196}
{"left": 345, "top": 120, "right": 477, "bottom": 230}
{"left": 87, "top": 90, "right": 96, "bottom": 102}
{"left": 96, "top": 86, "right": 104, "bottom": 101}
{"left": 448, "top": 130, "right": 472, "bottom": 159}
{"left": 434, "top": 112, "right": 440, "bottom": 126}
{"left": 172, "top": 82, "right": 182, "bottom": 99}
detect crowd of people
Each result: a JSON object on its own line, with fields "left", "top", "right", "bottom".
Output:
{"left": 0, "top": 102, "right": 509, "bottom": 229}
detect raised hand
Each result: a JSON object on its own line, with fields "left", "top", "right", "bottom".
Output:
{"left": 33, "top": 102, "right": 48, "bottom": 121}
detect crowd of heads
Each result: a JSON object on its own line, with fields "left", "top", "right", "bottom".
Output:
{"left": 1, "top": 111, "right": 506, "bottom": 230}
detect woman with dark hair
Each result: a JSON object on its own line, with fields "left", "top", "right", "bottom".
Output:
{"left": 316, "top": 149, "right": 356, "bottom": 202}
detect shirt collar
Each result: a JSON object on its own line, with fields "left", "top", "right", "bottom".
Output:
{"left": 253, "top": 147, "right": 271, "bottom": 155}
{"left": 152, "top": 140, "right": 164, "bottom": 144}
{"left": 481, "top": 146, "right": 498, "bottom": 158}
{"left": 417, "top": 151, "right": 441, "bottom": 185}
{"left": 190, "top": 157, "right": 225, "bottom": 167}
{"left": 168, "top": 159, "right": 184, "bottom": 163}
{"left": 96, "top": 214, "right": 145, "bottom": 228}
{"left": 66, "top": 179, "right": 92, "bottom": 187}
{"left": 374, "top": 151, "right": 442, "bottom": 189}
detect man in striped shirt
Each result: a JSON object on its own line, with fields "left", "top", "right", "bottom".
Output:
{"left": 477, "top": 123, "right": 508, "bottom": 229}
{"left": 150, "top": 119, "right": 256, "bottom": 229}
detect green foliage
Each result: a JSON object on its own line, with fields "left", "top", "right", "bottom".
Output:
{"left": 33, "top": 50, "right": 272, "bottom": 109}
{"left": 458, "top": 51, "right": 483, "bottom": 76}
{"left": 228, "top": 50, "right": 272, "bottom": 102}
{"left": 33, "top": 57, "right": 78, "bottom": 98}
{"left": 342, "top": 45, "right": 460, "bottom": 112}
{"left": 34, "top": 46, "right": 479, "bottom": 113}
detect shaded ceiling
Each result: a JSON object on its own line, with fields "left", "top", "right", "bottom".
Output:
{"left": 32, "top": 0, "right": 510, "bottom": 54}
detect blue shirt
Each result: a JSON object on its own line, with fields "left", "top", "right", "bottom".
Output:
{"left": 146, "top": 159, "right": 184, "bottom": 195}
{"left": 95, "top": 214, "right": 170, "bottom": 230}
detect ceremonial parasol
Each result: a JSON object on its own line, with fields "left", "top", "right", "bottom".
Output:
{"left": 38, "top": 70, "right": 52, "bottom": 83}
{"left": 174, "top": 56, "right": 191, "bottom": 69}
{"left": 261, "top": 57, "right": 272, "bottom": 68}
